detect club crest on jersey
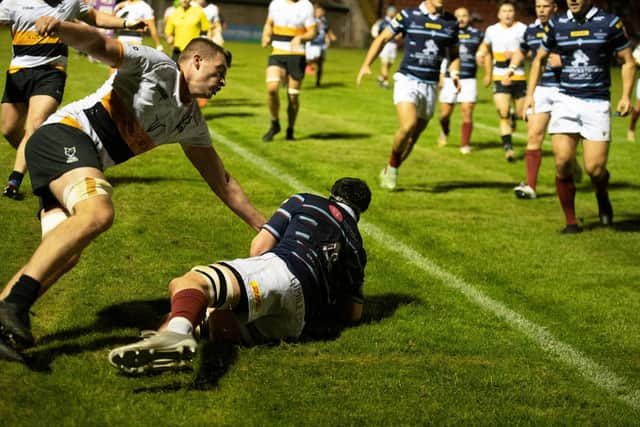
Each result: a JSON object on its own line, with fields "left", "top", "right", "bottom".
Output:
{"left": 64, "top": 146, "right": 79, "bottom": 164}
{"left": 570, "top": 49, "right": 590, "bottom": 67}
{"left": 329, "top": 204, "right": 343, "bottom": 222}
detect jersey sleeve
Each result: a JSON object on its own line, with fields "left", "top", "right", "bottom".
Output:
{"left": 337, "top": 241, "right": 366, "bottom": 305}
{"left": 78, "top": 0, "right": 90, "bottom": 16}
{"left": 262, "top": 194, "right": 305, "bottom": 241}
{"left": 0, "top": 2, "right": 13, "bottom": 24}
{"left": 303, "top": 3, "right": 315, "bottom": 28}
{"left": 482, "top": 25, "right": 494, "bottom": 47}
{"left": 267, "top": 0, "right": 276, "bottom": 20}
{"left": 608, "top": 16, "right": 631, "bottom": 52}
{"left": 200, "top": 9, "right": 211, "bottom": 32}
{"left": 519, "top": 28, "right": 530, "bottom": 53}
{"left": 389, "top": 9, "right": 408, "bottom": 36}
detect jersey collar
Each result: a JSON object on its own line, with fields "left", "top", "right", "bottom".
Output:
{"left": 419, "top": 2, "right": 440, "bottom": 19}
{"left": 567, "top": 6, "right": 598, "bottom": 22}
{"left": 336, "top": 202, "right": 358, "bottom": 221}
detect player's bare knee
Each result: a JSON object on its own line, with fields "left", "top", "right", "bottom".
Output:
{"left": 168, "top": 272, "right": 207, "bottom": 296}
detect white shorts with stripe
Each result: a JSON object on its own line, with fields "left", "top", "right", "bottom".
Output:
{"left": 225, "top": 253, "right": 306, "bottom": 344}
{"left": 380, "top": 43, "right": 397, "bottom": 64}
{"left": 549, "top": 92, "right": 611, "bottom": 141}
{"left": 527, "top": 85, "right": 559, "bottom": 116}
{"left": 438, "top": 77, "right": 477, "bottom": 104}
{"left": 393, "top": 72, "right": 437, "bottom": 120}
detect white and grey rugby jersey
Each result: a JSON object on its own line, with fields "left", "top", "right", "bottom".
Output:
{"left": 44, "top": 42, "right": 211, "bottom": 169}
{"left": 0, "top": 0, "right": 89, "bottom": 73}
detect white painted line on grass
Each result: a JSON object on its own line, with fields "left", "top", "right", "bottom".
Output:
{"left": 209, "top": 127, "right": 640, "bottom": 411}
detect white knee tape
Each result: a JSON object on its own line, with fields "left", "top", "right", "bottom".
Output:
{"left": 287, "top": 87, "right": 300, "bottom": 95}
{"left": 41, "top": 210, "right": 69, "bottom": 238}
{"left": 62, "top": 177, "right": 113, "bottom": 214}
{"left": 191, "top": 263, "right": 238, "bottom": 310}
{"left": 266, "top": 77, "right": 282, "bottom": 83}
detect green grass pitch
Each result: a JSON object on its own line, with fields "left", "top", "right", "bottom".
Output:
{"left": 0, "top": 28, "right": 639, "bottom": 425}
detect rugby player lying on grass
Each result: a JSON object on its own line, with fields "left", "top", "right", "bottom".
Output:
{"left": 108, "top": 178, "right": 370, "bottom": 374}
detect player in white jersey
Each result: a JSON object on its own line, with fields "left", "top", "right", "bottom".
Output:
{"left": 113, "top": 0, "right": 163, "bottom": 49}
{"left": 477, "top": 0, "right": 527, "bottom": 161}
{"left": 0, "top": 0, "right": 145, "bottom": 200}
{"left": 628, "top": 43, "right": 640, "bottom": 142}
{"left": 197, "top": 0, "right": 223, "bottom": 46}
{"left": 0, "top": 17, "right": 266, "bottom": 362}
{"left": 260, "top": 0, "right": 316, "bottom": 142}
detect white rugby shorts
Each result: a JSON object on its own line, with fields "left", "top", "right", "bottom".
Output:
{"left": 224, "top": 253, "right": 305, "bottom": 343}
{"left": 393, "top": 72, "right": 437, "bottom": 120}
{"left": 379, "top": 42, "right": 397, "bottom": 64}
{"left": 549, "top": 92, "right": 611, "bottom": 141}
{"left": 527, "top": 85, "right": 559, "bottom": 116}
{"left": 305, "top": 43, "right": 323, "bottom": 61}
{"left": 636, "top": 78, "right": 640, "bottom": 101}
{"left": 438, "top": 77, "right": 477, "bottom": 104}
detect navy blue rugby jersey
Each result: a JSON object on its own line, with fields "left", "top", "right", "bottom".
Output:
{"left": 521, "top": 20, "right": 559, "bottom": 87}
{"left": 378, "top": 16, "right": 397, "bottom": 45}
{"left": 445, "top": 26, "right": 482, "bottom": 79}
{"left": 541, "top": 7, "right": 630, "bottom": 99}
{"left": 263, "top": 193, "right": 366, "bottom": 321}
{"left": 389, "top": 3, "right": 458, "bottom": 83}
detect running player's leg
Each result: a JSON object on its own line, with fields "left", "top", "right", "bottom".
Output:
{"left": 286, "top": 75, "right": 302, "bottom": 140}
{"left": 583, "top": 140, "right": 612, "bottom": 226}
{"left": 263, "top": 64, "right": 284, "bottom": 142}
{"left": 438, "top": 102, "right": 454, "bottom": 147}
{"left": 6, "top": 95, "right": 60, "bottom": 198}
{"left": 1, "top": 102, "right": 27, "bottom": 198}
{"left": 629, "top": 100, "right": 640, "bottom": 142}
{"left": 460, "top": 101, "right": 475, "bottom": 152}
{"left": 524, "top": 111, "right": 550, "bottom": 192}
{"left": 494, "top": 92, "right": 515, "bottom": 161}
{"left": 552, "top": 133, "right": 580, "bottom": 232}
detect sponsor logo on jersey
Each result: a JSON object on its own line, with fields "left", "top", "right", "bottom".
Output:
{"left": 570, "top": 30, "right": 590, "bottom": 37}
{"left": 536, "top": 32, "right": 545, "bottom": 38}
{"left": 329, "top": 204, "right": 343, "bottom": 222}
{"left": 425, "top": 22, "right": 442, "bottom": 30}
{"left": 249, "top": 280, "right": 262, "bottom": 312}
{"left": 64, "top": 146, "right": 79, "bottom": 164}
{"left": 459, "top": 34, "right": 470, "bottom": 39}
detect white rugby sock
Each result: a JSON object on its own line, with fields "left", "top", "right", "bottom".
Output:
{"left": 166, "top": 316, "right": 193, "bottom": 335}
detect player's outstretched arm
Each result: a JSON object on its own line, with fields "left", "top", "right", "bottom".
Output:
{"left": 183, "top": 145, "right": 266, "bottom": 232}
{"left": 356, "top": 27, "right": 395, "bottom": 86}
{"left": 83, "top": 7, "right": 147, "bottom": 31}
{"left": 617, "top": 47, "right": 635, "bottom": 116}
{"left": 35, "top": 17, "right": 123, "bottom": 67}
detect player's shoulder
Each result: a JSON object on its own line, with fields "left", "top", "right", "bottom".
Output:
{"left": 514, "top": 21, "right": 527, "bottom": 32}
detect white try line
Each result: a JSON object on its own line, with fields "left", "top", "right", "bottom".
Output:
{"left": 209, "top": 127, "right": 640, "bottom": 411}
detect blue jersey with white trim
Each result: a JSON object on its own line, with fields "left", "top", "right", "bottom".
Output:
{"left": 390, "top": 4, "right": 458, "bottom": 83}
{"left": 542, "top": 7, "right": 630, "bottom": 99}
{"left": 378, "top": 16, "right": 396, "bottom": 46}
{"left": 263, "top": 193, "right": 366, "bottom": 320}
{"left": 451, "top": 26, "right": 482, "bottom": 79}
{"left": 522, "top": 21, "right": 559, "bottom": 87}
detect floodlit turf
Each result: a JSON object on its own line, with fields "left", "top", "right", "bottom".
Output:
{"left": 0, "top": 28, "right": 639, "bottom": 424}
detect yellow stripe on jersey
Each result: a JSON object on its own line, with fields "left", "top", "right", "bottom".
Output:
{"left": 493, "top": 52, "right": 508, "bottom": 62}
{"left": 273, "top": 26, "right": 306, "bottom": 37}
{"left": 13, "top": 31, "right": 61, "bottom": 46}
{"left": 59, "top": 115, "right": 81, "bottom": 129}
{"left": 493, "top": 74, "right": 526, "bottom": 81}
{"left": 8, "top": 64, "right": 65, "bottom": 74}
{"left": 100, "top": 91, "right": 155, "bottom": 155}
{"left": 271, "top": 48, "right": 305, "bottom": 56}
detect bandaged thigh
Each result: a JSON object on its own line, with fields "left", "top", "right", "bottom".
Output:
{"left": 62, "top": 177, "right": 113, "bottom": 214}
{"left": 41, "top": 209, "right": 69, "bottom": 237}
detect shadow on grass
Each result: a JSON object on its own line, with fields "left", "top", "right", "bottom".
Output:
{"left": 210, "top": 98, "right": 262, "bottom": 108}
{"left": 71, "top": 293, "right": 413, "bottom": 392}
{"left": 395, "top": 180, "right": 516, "bottom": 193}
{"left": 107, "top": 176, "right": 200, "bottom": 186}
{"left": 305, "top": 131, "right": 372, "bottom": 140}
{"left": 202, "top": 111, "right": 256, "bottom": 120}
{"left": 307, "top": 82, "right": 347, "bottom": 89}
{"left": 23, "top": 299, "right": 171, "bottom": 372}
{"left": 581, "top": 215, "right": 640, "bottom": 233}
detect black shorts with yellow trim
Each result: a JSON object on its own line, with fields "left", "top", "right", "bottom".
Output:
{"left": 493, "top": 80, "right": 526, "bottom": 99}
{"left": 25, "top": 123, "right": 103, "bottom": 197}
{"left": 2, "top": 65, "right": 66, "bottom": 104}
{"left": 268, "top": 54, "right": 306, "bottom": 81}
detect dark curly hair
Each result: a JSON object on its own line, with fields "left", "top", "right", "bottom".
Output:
{"left": 330, "top": 177, "right": 371, "bottom": 218}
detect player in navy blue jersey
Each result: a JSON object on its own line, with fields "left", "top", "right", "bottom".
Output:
{"left": 357, "top": 0, "right": 460, "bottom": 190}
{"left": 108, "top": 178, "right": 371, "bottom": 374}
{"left": 436, "top": 7, "right": 482, "bottom": 154}
{"left": 523, "top": 0, "right": 635, "bottom": 233}
{"left": 507, "top": 0, "right": 562, "bottom": 199}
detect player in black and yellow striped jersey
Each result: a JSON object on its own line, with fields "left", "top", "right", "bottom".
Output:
{"left": 0, "top": 0, "right": 145, "bottom": 200}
